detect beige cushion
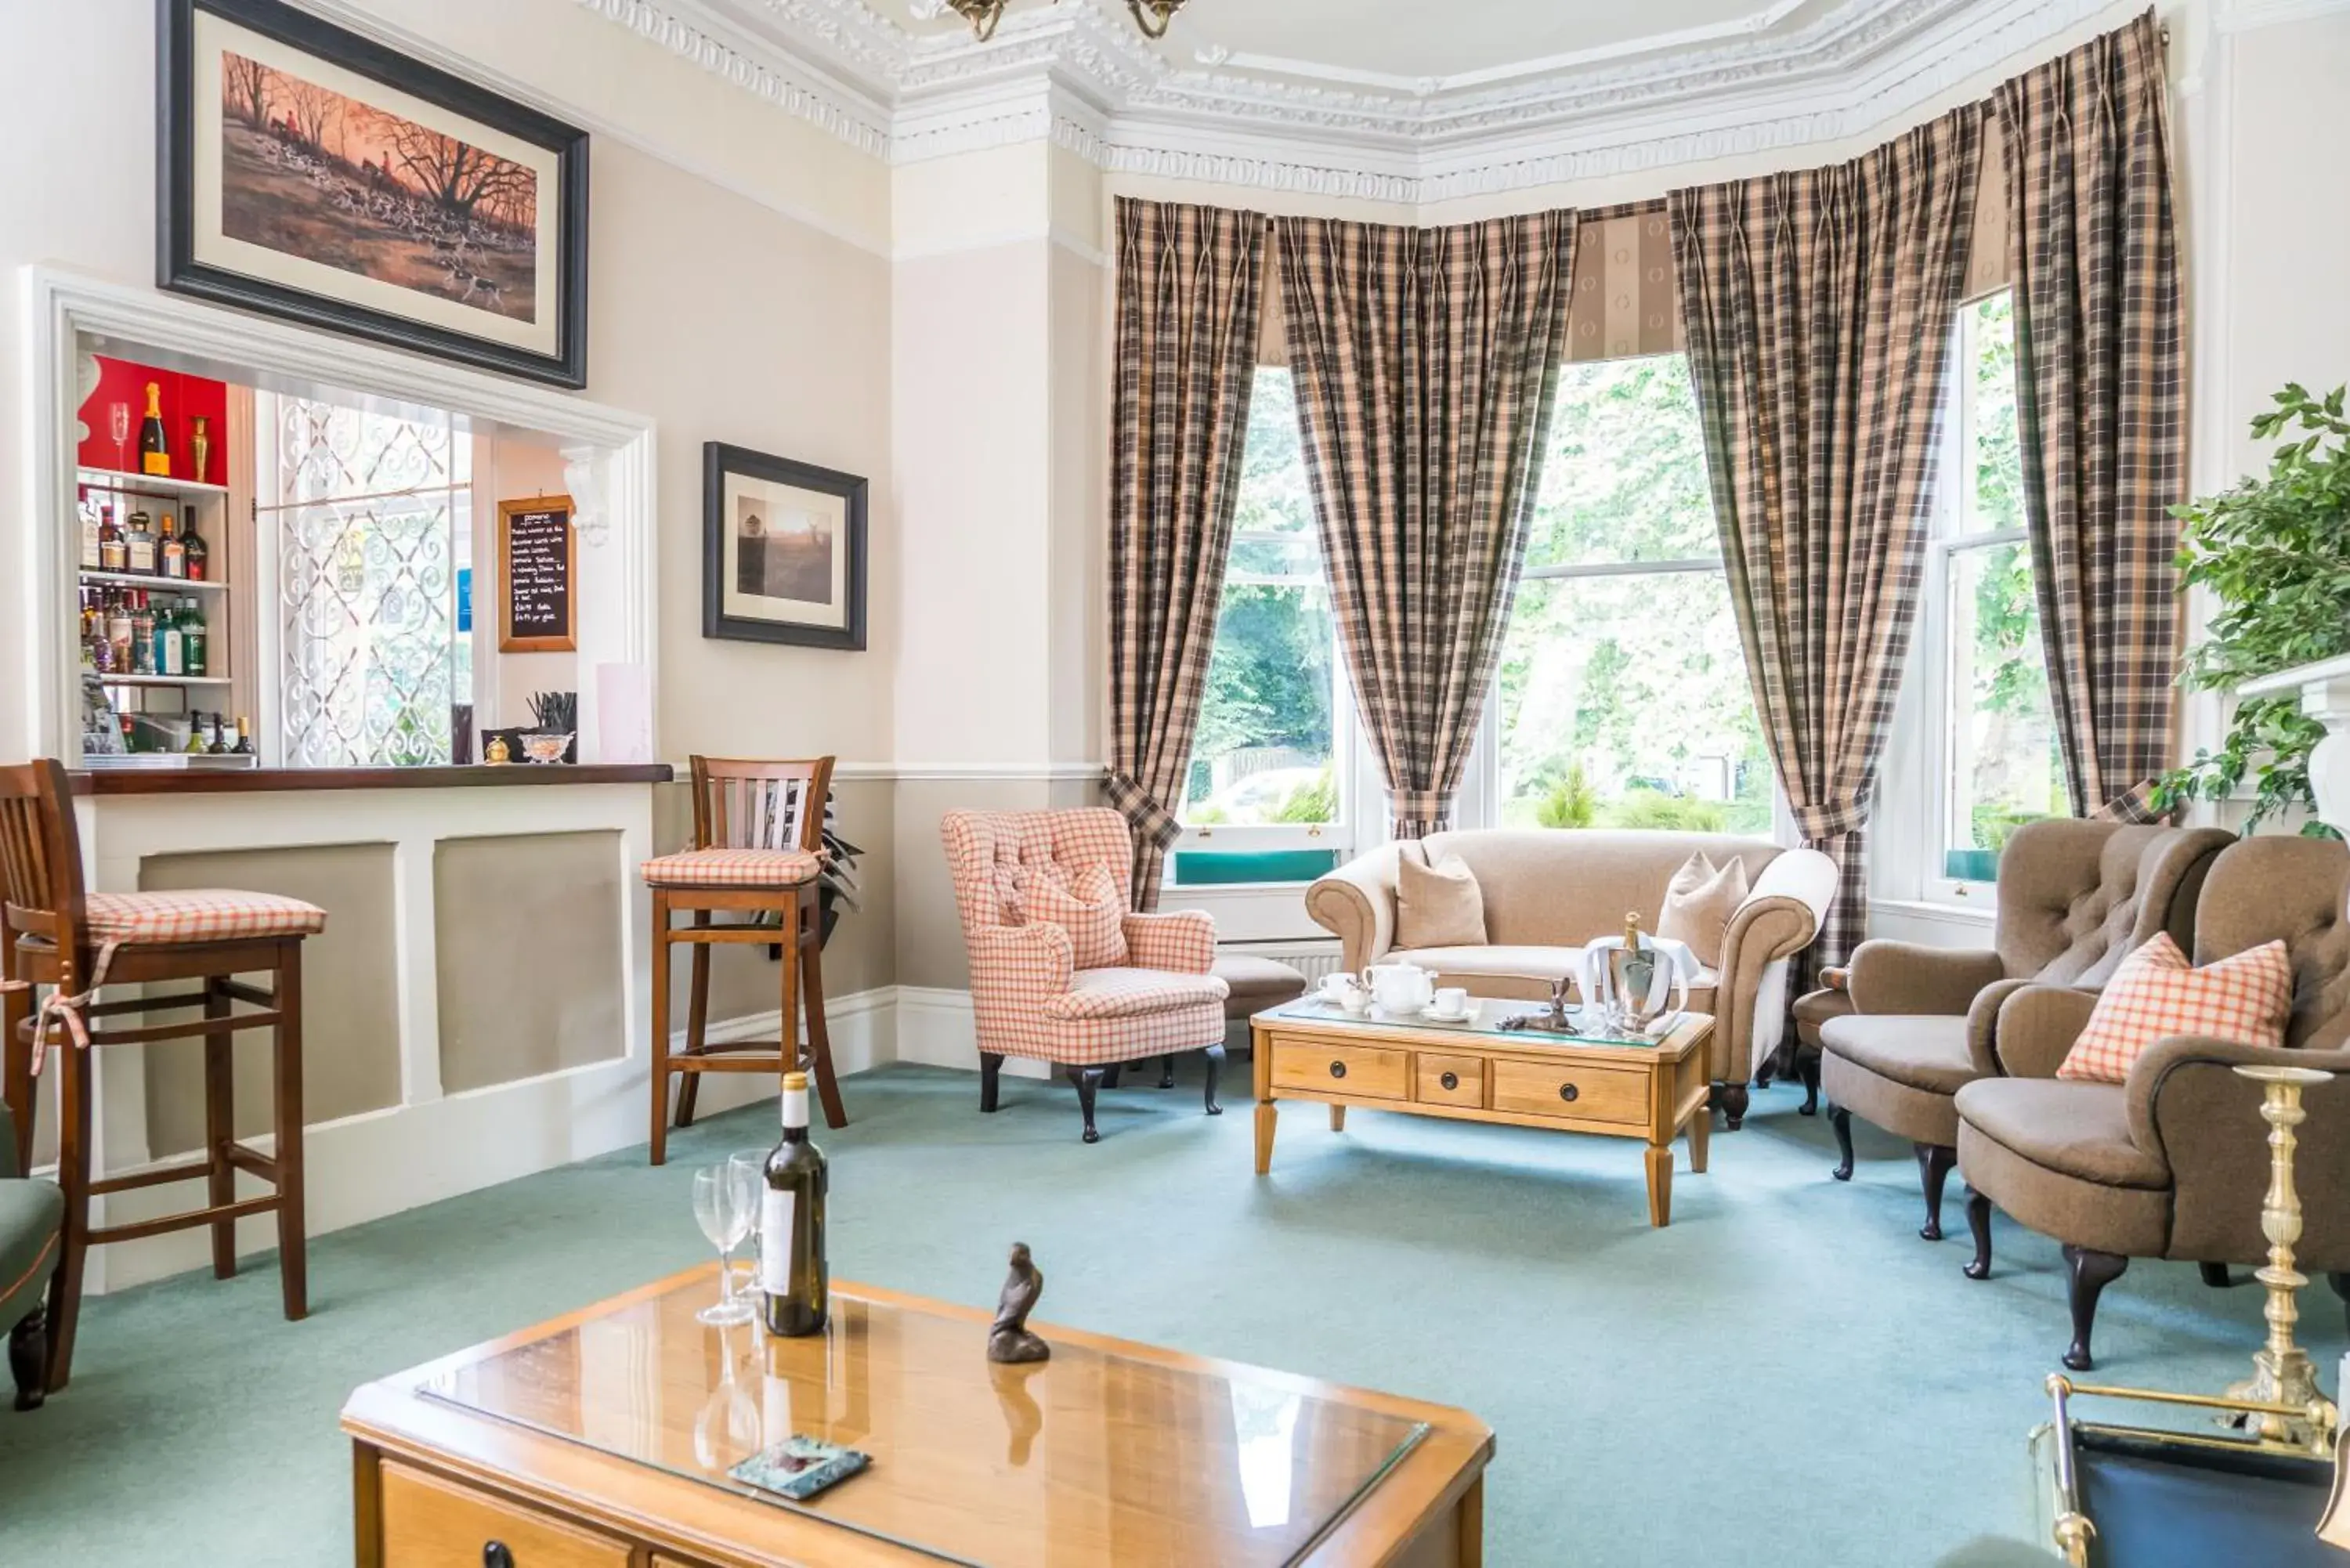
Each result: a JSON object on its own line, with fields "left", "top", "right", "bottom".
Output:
{"left": 1818, "top": 1013, "right": 1979, "bottom": 1096}
{"left": 1657, "top": 852, "right": 1747, "bottom": 969}
{"left": 1956, "top": 1078, "right": 2169, "bottom": 1189}
{"left": 1397, "top": 854, "right": 1486, "bottom": 950}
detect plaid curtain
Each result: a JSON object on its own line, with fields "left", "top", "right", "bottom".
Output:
{"left": 1276, "top": 212, "right": 1578, "bottom": 838}
{"left": 1671, "top": 110, "right": 1983, "bottom": 972}
{"left": 1108, "top": 199, "right": 1270, "bottom": 909}
{"left": 2000, "top": 13, "right": 2183, "bottom": 821}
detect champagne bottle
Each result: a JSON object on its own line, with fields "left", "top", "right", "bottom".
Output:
{"left": 760, "top": 1071, "right": 829, "bottom": 1337}
{"left": 139, "top": 381, "right": 171, "bottom": 477}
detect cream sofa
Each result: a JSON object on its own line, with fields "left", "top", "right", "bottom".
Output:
{"left": 1305, "top": 830, "right": 1838, "bottom": 1125}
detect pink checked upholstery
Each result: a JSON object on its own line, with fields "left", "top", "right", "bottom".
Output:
{"left": 942, "top": 808, "right": 1227, "bottom": 1067}
{"left": 640, "top": 847, "right": 822, "bottom": 888}
{"left": 82, "top": 890, "right": 327, "bottom": 945}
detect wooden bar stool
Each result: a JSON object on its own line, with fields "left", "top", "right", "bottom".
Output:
{"left": 642, "top": 756, "right": 843, "bottom": 1165}
{"left": 0, "top": 760, "right": 323, "bottom": 1392}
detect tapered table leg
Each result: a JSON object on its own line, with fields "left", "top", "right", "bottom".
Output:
{"left": 1254, "top": 1100, "right": 1278, "bottom": 1175}
{"left": 1645, "top": 1142, "right": 1673, "bottom": 1227}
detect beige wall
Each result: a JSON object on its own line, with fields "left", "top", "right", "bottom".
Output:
{"left": 433, "top": 832, "right": 627, "bottom": 1092}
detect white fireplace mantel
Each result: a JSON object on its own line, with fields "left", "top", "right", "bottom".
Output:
{"left": 2240, "top": 654, "right": 2350, "bottom": 831}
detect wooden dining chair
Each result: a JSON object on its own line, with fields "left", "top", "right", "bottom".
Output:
{"left": 641, "top": 756, "right": 843, "bottom": 1165}
{"left": 0, "top": 759, "right": 324, "bottom": 1393}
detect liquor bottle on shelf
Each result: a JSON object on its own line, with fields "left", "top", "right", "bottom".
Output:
{"left": 139, "top": 381, "right": 171, "bottom": 477}
{"left": 160, "top": 511, "right": 186, "bottom": 580}
{"left": 79, "top": 497, "right": 102, "bottom": 570}
{"left": 129, "top": 593, "right": 155, "bottom": 676}
{"left": 182, "top": 511, "right": 208, "bottom": 582}
{"left": 232, "top": 716, "right": 255, "bottom": 756}
{"left": 98, "top": 505, "right": 127, "bottom": 573}
{"left": 759, "top": 1071, "right": 830, "bottom": 1338}
{"left": 183, "top": 600, "right": 208, "bottom": 677}
{"left": 79, "top": 594, "right": 99, "bottom": 672}
{"left": 105, "top": 591, "right": 134, "bottom": 674}
{"left": 185, "top": 712, "right": 209, "bottom": 754}
{"left": 206, "top": 714, "right": 229, "bottom": 756}
{"left": 125, "top": 508, "right": 157, "bottom": 576}
{"left": 154, "top": 599, "right": 184, "bottom": 677}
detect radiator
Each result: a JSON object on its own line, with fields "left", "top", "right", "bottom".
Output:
{"left": 1222, "top": 938, "right": 1345, "bottom": 984}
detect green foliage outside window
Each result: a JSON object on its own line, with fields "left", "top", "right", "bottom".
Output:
{"left": 2153, "top": 384, "right": 2350, "bottom": 837}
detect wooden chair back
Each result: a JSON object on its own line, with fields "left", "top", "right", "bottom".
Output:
{"left": 688, "top": 757, "right": 835, "bottom": 855}
{"left": 0, "top": 759, "right": 89, "bottom": 982}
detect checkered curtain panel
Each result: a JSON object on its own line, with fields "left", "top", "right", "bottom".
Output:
{"left": 1669, "top": 110, "right": 1983, "bottom": 973}
{"left": 1108, "top": 199, "right": 1271, "bottom": 909}
{"left": 1275, "top": 211, "right": 1578, "bottom": 838}
{"left": 1999, "top": 13, "right": 2183, "bottom": 822}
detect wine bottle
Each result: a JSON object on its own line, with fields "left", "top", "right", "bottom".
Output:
{"left": 759, "top": 1071, "right": 830, "bottom": 1337}
{"left": 232, "top": 715, "right": 255, "bottom": 756}
{"left": 125, "top": 509, "right": 156, "bottom": 576}
{"left": 139, "top": 381, "right": 171, "bottom": 477}
{"left": 206, "top": 714, "right": 229, "bottom": 756}
{"left": 160, "top": 511, "right": 186, "bottom": 580}
{"left": 98, "top": 506, "right": 127, "bottom": 573}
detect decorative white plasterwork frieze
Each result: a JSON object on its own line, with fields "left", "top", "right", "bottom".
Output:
{"left": 584, "top": 0, "right": 2157, "bottom": 204}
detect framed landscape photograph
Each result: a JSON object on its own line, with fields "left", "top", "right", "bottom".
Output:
{"left": 158, "top": 0, "right": 589, "bottom": 388}
{"left": 704, "top": 444, "right": 869, "bottom": 651}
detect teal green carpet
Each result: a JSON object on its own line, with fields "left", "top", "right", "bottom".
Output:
{"left": 1, "top": 1063, "right": 2334, "bottom": 1565}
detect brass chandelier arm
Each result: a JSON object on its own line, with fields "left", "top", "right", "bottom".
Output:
{"left": 1128, "top": 0, "right": 1184, "bottom": 38}
{"left": 944, "top": 0, "right": 1188, "bottom": 42}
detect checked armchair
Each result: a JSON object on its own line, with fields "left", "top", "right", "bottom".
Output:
{"left": 940, "top": 809, "right": 1228, "bottom": 1143}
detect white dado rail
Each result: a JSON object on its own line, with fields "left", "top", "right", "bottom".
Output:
{"left": 2240, "top": 653, "right": 2350, "bottom": 832}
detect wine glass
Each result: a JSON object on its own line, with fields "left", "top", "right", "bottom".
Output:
{"left": 692, "top": 1165, "right": 756, "bottom": 1326}
{"left": 726, "top": 1149, "right": 767, "bottom": 1301}
{"left": 107, "top": 401, "right": 131, "bottom": 473}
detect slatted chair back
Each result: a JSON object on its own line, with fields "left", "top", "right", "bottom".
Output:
{"left": 0, "top": 759, "right": 89, "bottom": 986}
{"left": 689, "top": 757, "right": 834, "bottom": 855}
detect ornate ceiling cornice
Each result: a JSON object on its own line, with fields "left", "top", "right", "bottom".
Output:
{"left": 581, "top": 0, "right": 2135, "bottom": 203}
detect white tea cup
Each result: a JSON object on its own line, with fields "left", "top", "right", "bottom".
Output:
{"left": 1318, "top": 972, "right": 1354, "bottom": 1003}
{"left": 1432, "top": 987, "right": 1470, "bottom": 1018}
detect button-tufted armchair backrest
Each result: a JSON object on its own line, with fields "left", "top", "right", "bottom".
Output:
{"left": 2189, "top": 834, "right": 2350, "bottom": 1051}
{"left": 941, "top": 808, "right": 1137, "bottom": 941}
{"left": 1991, "top": 819, "right": 2235, "bottom": 988}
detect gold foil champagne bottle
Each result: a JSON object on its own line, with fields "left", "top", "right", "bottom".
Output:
{"left": 761, "top": 1071, "right": 830, "bottom": 1337}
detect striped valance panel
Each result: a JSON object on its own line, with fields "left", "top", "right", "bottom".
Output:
{"left": 1567, "top": 211, "right": 1684, "bottom": 363}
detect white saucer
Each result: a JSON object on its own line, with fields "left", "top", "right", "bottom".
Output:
{"left": 1420, "top": 1006, "right": 1474, "bottom": 1024}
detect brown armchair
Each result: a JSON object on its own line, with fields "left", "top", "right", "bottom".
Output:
{"left": 1956, "top": 833, "right": 2350, "bottom": 1371}
{"left": 1818, "top": 820, "right": 2231, "bottom": 1240}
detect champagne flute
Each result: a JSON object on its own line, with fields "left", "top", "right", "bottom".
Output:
{"left": 107, "top": 401, "right": 131, "bottom": 474}
{"left": 692, "top": 1165, "right": 756, "bottom": 1325}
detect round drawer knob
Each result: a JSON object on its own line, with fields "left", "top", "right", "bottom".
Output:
{"left": 1559, "top": 1082, "right": 1580, "bottom": 1104}
{"left": 1329, "top": 1060, "right": 1347, "bottom": 1080}
{"left": 484, "top": 1544, "right": 515, "bottom": 1568}
{"left": 1439, "top": 1071, "right": 1459, "bottom": 1091}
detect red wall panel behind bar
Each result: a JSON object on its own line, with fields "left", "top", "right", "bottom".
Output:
{"left": 76, "top": 354, "right": 230, "bottom": 486}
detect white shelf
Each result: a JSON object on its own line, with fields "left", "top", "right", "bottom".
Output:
{"left": 95, "top": 674, "right": 231, "bottom": 686}
{"left": 78, "top": 467, "right": 230, "bottom": 500}
{"left": 80, "top": 569, "right": 230, "bottom": 592}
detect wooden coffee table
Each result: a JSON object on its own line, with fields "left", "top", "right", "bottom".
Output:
{"left": 1252, "top": 998, "right": 1716, "bottom": 1226}
{"left": 342, "top": 1265, "right": 1493, "bottom": 1566}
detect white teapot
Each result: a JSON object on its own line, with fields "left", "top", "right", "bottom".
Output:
{"left": 1364, "top": 962, "right": 1436, "bottom": 1016}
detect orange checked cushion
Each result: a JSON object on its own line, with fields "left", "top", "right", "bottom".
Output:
{"left": 641, "top": 848, "right": 822, "bottom": 888}
{"left": 83, "top": 890, "right": 327, "bottom": 945}
{"left": 1024, "top": 862, "right": 1129, "bottom": 970}
{"left": 2056, "top": 934, "right": 2294, "bottom": 1085}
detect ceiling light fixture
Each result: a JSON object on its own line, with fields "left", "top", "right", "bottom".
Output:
{"left": 938, "top": 0, "right": 1188, "bottom": 45}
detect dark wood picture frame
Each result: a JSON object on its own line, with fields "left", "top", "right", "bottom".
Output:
{"left": 497, "top": 495, "right": 576, "bottom": 653}
{"left": 157, "top": 0, "right": 591, "bottom": 388}
{"left": 703, "top": 443, "right": 869, "bottom": 652}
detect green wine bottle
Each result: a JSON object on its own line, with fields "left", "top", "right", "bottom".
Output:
{"left": 760, "top": 1071, "right": 829, "bottom": 1337}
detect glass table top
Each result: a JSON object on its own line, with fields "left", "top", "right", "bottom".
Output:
{"left": 421, "top": 1275, "right": 1428, "bottom": 1567}
{"left": 1260, "top": 994, "right": 1690, "bottom": 1050}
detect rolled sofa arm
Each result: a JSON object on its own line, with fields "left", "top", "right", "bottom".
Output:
{"left": 1710, "top": 846, "right": 1835, "bottom": 1084}
{"left": 1305, "top": 844, "right": 1405, "bottom": 974}
{"left": 1980, "top": 981, "right": 2096, "bottom": 1079}
{"left": 1847, "top": 941, "right": 2006, "bottom": 1017}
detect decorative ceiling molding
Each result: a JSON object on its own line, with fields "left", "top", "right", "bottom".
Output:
{"left": 582, "top": 0, "right": 2159, "bottom": 204}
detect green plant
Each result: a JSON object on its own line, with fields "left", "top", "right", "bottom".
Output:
{"left": 2153, "top": 384, "right": 2350, "bottom": 836}
{"left": 1537, "top": 764, "right": 1598, "bottom": 829}
{"left": 1600, "top": 786, "right": 1726, "bottom": 833}
{"left": 1269, "top": 766, "right": 1336, "bottom": 824}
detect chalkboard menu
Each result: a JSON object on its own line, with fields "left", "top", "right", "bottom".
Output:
{"left": 497, "top": 496, "right": 575, "bottom": 652}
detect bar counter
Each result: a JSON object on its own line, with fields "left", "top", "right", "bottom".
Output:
{"left": 71, "top": 763, "right": 674, "bottom": 795}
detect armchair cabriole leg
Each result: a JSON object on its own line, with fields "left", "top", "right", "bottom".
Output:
{"left": 979, "top": 1053, "right": 1004, "bottom": 1114}
{"left": 1202, "top": 1044, "right": 1224, "bottom": 1115}
{"left": 9, "top": 1306, "right": 45, "bottom": 1412}
{"left": 1795, "top": 1048, "right": 1820, "bottom": 1117}
{"left": 1066, "top": 1066, "right": 1105, "bottom": 1144}
{"left": 1717, "top": 1082, "right": 1749, "bottom": 1131}
{"left": 2062, "top": 1245, "right": 2128, "bottom": 1372}
{"left": 1159, "top": 1054, "right": 1177, "bottom": 1090}
{"left": 1828, "top": 1106, "right": 1854, "bottom": 1182}
{"left": 1963, "top": 1189, "right": 1993, "bottom": 1281}
{"left": 1915, "top": 1143, "right": 1956, "bottom": 1241}
{"left": 2199, "top": 1263, "right": 2236, "bottom": 1288}
{"left": 1101, "top": 1064, "right": 1124, "bottom": 1090}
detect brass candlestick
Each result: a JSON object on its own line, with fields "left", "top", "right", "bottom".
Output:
{"left": 2223, "top": 1064, "right": 2339, "bottom": 1451}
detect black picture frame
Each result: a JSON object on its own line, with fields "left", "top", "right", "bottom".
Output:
{"left": 157, "top": 0, "right": 590, "bottom": 388}
{"left": 703, "top": 443, "right": 870, "bottom": 652}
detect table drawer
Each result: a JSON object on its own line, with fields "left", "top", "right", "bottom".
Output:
{"left": 1415, "top": 1053, "right": 1485, "bottom": 1108}
{"left": 1490, "top": 1058, "right": 1649, "bottom": 1127}
{"left": 1271, "top": 1040, "right": 1410, "bottom": 1101}
{"left": 380, "top": 1461, "right": 634, "bottom": 1568}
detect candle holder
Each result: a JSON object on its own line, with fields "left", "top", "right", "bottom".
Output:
{"left": 2222, "top": 1064, "right": 2340, "bottom": 1451}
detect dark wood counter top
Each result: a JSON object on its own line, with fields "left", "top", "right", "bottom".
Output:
{"left": 72, "top": 764, "right": 674, "bottom": 796}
